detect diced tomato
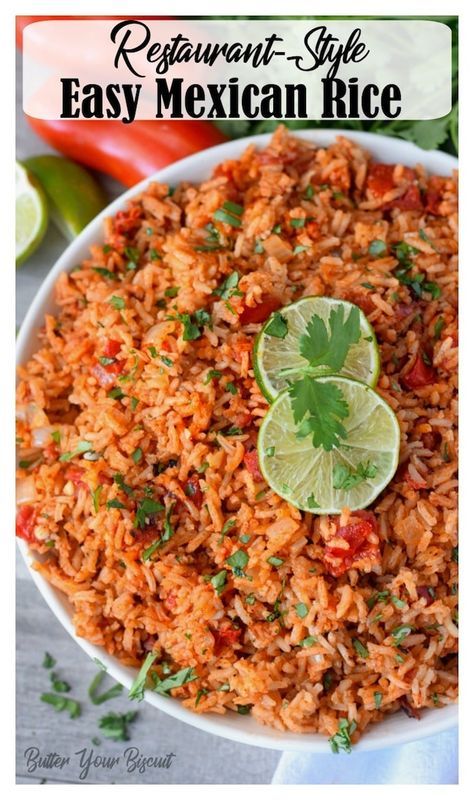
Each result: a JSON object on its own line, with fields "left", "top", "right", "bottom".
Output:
{"left": 183, "top": 474, "right": 203, "bottom": 509}
{"left": 324, "top": 511, "right": 380, "bottom": 577}
{"left": 417, "top": 586, "right": 435, "bottom": 606}
{"left": 388, "top": 184, "right": 423, "bottom": 212}
{"left": 214, "top": 624, "right": 241, "bottom": 654}
{"left": 234, "top": 412, "right": 252, "bottom": 429}
{"left": 244, "top": 450, "right": 263, "bottom": 481}
{"left": 366, "top": 163, "right": 396, "bottom": 196}
{"left": 43, "top": 443, "right": 59, "bottom": 460}
{"left": 16, "top": 505, "right": 37, "bottom": 543}
{"left": 239, "top": 295, "right": 281, "bottom": 325}
{"left": 64, "top": 466, "right": 88, "bottom": 489}
{"left": 424, "top": 177, "right": 445, "bottom": 216}
{"left": 91, "top": 359, "right": 124, "bottom": 387}
{"left": 114, "top": 206, "right": 142, "bottom": 236}
{"left": 103, "top": 339, "right": 122, "bottom": 358}
{"left": 402, "top": 353, "right": 436, "bottom": 390}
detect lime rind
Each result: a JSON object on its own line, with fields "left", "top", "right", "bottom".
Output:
{"left": 257, "top": 376, "right": 400, "bottom": 515}
{"left": 16, "top": 162, "right": 48, "bottom": 266}
{"left": 253, "top": 296, "right": 380, "bottom": 402}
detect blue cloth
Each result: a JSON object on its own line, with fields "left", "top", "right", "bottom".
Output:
{"left": 272, "top": 729, "right": 458, "bottom": 784}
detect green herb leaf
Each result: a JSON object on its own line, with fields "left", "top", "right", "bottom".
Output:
{"left": 213, "top": 208, "right": 242, "bottom": 228}
{"left": 352, "top": 638, "right": 369, "bottom": 659}
{"left": 98, "top": 711, "right": 137, "bottom": 741}
{"left": 93, "top": 267, "right": 117, "bottom": 280}
{"left": 165, "top": 286, "right": 179, "bottom": 298}
{"left": 59, "top": 440, "right": 93, "bottom": 462}
{"left": 153, "top": 666, "right": 198, "bottom": 696}
{"left": 295, "top": 602, "right": 308, "bottom": 618}
{"left": 299, "top": 303, "right": 361, "bottom": 372}
{"left": 333, "top": 460, "right": 378, "bottom": 491}
{"left": 51, "top": 431, "right": 61, "bottom": 444}
{"left": 226, "top": 549, "right": 249, "bottom": 577}
{"left": 109, "top": 295, "right": 125, "bottom": 310}
{"left": 391, "top": 625, "right": 413, "bottom": 646}
{"left": 162, "top": 502, "right": 176, "bottom": 544}
{"left": 41, "top": 693, "right": 81, "bottom": 719}
{"left": 92, "top": 485, "right": 102, "bottom": 514}
{"left": 245, "top": 594, "right": 255, "bottom": 605}
{"left": 374, "top": 691, "right": 383, "bottom": 710}
{"left": 289, "top": 377, "right": 349, "bottom": 452}
{"left": 264, "top": 311, "right": 288, "bottom": 339}
{"left": 42, "top": 652, "right": 56, "bottom": 669}
{"left": 236, "top": 704, "right": 252, "bottom": 715}
{"left": 135, "top": 497, "right": 165, "bottom": 530}
{"left": 106, "top": 498, "right": 126, "bottom": 510}
{"left": 210, "top": 570, "right": 228, "bottom": 596}
{"left": 204, "top": 369, "right": 222, "bottom": 385}
{"left": 328, "top": 718, "right": 357, "bottom": 754}
{"left": 131, "top": 447, "right": 142, "bottom": 464}
{"left": 299, "top": 636, "right": 317, "bottom": 647}
{"left": 129, "top": 652, "right": 157, "bottom": 701}
{"left": 267, "top": 556, "right": 284, "bottom": 567}
{"left": 213, "top": 271, "right": 243, "bottom": 300}
{"left": 88, "top": 671, "right": 123, "bottom": 705}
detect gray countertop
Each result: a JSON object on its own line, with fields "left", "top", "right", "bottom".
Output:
{"left": 16, "top": 58, "right": 280, "bottom": 785}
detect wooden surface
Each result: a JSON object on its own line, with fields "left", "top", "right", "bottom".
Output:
{"left": 16, "top": 57, "right": 281, "bottom": 785}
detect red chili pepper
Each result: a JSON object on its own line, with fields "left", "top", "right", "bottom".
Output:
{"left": 324, "top": 511, "right": 380, "bottom": 577}
{"left": 183, "top": 475, "right": 203, "bottom": 509}
{"left": 402, "top": 353, "right": 436, "bottom": 390}
{"left": 114, "top": 207, "right": 143, "bottom": 237}
{"left": 27, "top": 117, "right": 227, "bottom": 188}
{"left": 103, "top": 339, "right": 122, "bottom": 358}
{"left": 16, "top": 505, "right": 37, "bottom": 542}
{"left": 239, "top": 296, "right": 281, "bottom": 325}
{"left": 243, "top": 450, "right": 263, "bottom": 482}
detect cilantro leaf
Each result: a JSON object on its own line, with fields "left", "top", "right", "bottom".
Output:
{"left": 299, "top": 304, "right": 360, "bottom": 372}
{"left": 128, "top": 652, "right": 157, "bottom": 701}
{"left": 213, "top": 271, "right": 243, "bottom": 300}
{"left": 88, "top": 671, "right": 123, "bottom": 705}
{"left": 264, "top": 311, "right": 288, "bottom": 339}
{"left": 328, "top": 718, "right": 357, "bottom": 754}
{"left": 152, "top": 666, "right": 198, "bottom": 696}
{"left": 99, "top": 711, "right": 137, "bottom": 741}
{"left": 333, "top": 460, "right": 378, "bottom": 491}
{"left": 289, "top": 377, "right": 349, "bottom": 451}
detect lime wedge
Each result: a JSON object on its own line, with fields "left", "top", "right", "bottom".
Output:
{"left": 16, "top": 162, "right": 48, "bottom": 266}
{"left": 258, "top": 376, "right": 400, "bottom": 514}
{"left": 24, "top": 155, "right": 107, "bottom": 240}
{"left": 253, "top": 296, "right": 380, "bottom": 402}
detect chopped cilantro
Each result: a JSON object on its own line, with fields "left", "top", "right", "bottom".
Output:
{"left": 299, "top": 636, "right": 317, "bottom": 647}
{"left": 153, "top": 666, "right": 198, "bottom": 696}
{"left": 135, "top": 497, "right": 165, "bottom": 530}
{"left": 128, "top": 653, "right": 157, "bottom": 701}
{"left": 352, "top": 638, "right": 369, "bottom": 659}
{"left": 264, "top": 311, "right": 288, "bottom": 339}
{"left": 42, "top": 652, "right": 56, "bottom": 669}
{"left": 88, "top": 671, "right": 123, "bottom": 705}
{"left": 99, "top": 711, "right": 136, "bottom": 741}
{"left": 267, "top": 556, "right": 284, "bottom": 567}
{"left": 164, "top": 286, "right": 179, "bottom": 298}
{"left": 213, "top": 271, "right": 243, "bottom": 301}
{"left": 109, "top": 295, "right": 125, "bottom": 310}
{"left": 59, "top": 440, "right": 93, "bottom": 462}
{"left": 51, "top": 431, "right": 61, "bottom": 444}
{"left": 40, "top": 693, "right": 81, "bottom": 719}
{"left": 131, "top": 448, "right": 142, "bottom": 464}
{"left": 93, "top": 267, "right": 117, "bottom": 280}
{"left": 391, "top": 625, "right": 413, "bottom": 646}
{"left": 374, "top": 691, "right": 383, "bottom": 710}
{"left": 328, "top": 718, "right": 356, "bottom": 754}
{"left": 210, "top": 570, "right": 228, "bottom": 596}
{"left": 92, "top": 485, "right": 102, "bottom": 513}
{"left": 295, "top": 602, "right": 308, "bottom": 618}
{"left": 204, "top": 369, "right": 222, "bottom": 385}
{"left": 333, "top": 460, "right": 378, "bottom": 491}
{"left": 226, "top": 549, "right": 249, "bottom": 577}
{"left": 226, "top": 381, "right": 237, "bottom": 395}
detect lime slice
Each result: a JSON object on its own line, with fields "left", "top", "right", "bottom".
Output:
{"left": 258, "top": 376, "right": 400, "bottom": 514}
{"left": 16, "top": 162, "right": 48, "bottom": 266}
{"left": 24, "top": 155, "right": 107, "bottom": 240}
{"left": 253, "top": 296, "right": 380, "bottom": 402}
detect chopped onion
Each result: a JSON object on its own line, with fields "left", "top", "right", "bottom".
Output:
{"left": 262, "top": 234, "right": 293, "bottom": 262}
{"left": 142, "top": 321, "right": 175, "bottom": 345}
{"left": 16, "top": 476, "right": 36, "bottom": 505}
{"left": 32, "top": 426, "right": 55, "bottom": 448}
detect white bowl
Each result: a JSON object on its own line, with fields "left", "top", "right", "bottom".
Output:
{"left": 17, "top": 130, "right": 458, "bottom": 752}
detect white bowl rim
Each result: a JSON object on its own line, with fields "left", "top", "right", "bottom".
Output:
{"left": 16, "top": 128, "right": 458, "bottom": 753}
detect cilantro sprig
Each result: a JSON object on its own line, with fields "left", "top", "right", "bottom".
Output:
{"left": 299, "top": 304, "right": 361, "bottom": 372}
{"left": 289, "top": 376, "right": 349, "bottom": 451}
